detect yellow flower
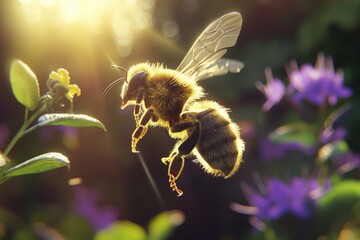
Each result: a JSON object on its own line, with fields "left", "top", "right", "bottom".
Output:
{"left": 49, "top": 68, "right": 81, "bottom": 101}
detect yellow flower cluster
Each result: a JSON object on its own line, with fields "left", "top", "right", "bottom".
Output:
{"left": 49, "top": 68, "right": 81, "bottom": 101}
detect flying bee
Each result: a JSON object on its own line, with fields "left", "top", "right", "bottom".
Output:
{"left": 108, "top": 12, "right": 245, "bottom": 196}
{"left": 162, "top": 100, "right": 245, "bottom": 196}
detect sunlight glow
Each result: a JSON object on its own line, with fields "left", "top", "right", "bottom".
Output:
{"left": 14, "top": 0, "right": 155, "bottom": 57}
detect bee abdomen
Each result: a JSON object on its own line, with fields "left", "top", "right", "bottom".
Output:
{"left": 195, "top": 113, "right": 240, "bottom": 177}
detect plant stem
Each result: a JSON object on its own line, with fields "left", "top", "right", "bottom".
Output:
{"left": 3, "top": 105, "right": 47, "bottom": 156}
{"left": 24, "top": 108, "right": 29, "bottom": 121}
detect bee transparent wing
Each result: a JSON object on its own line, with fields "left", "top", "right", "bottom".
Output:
{"left": 192, "top": 58, "right": 244, "bottom": 81}
{"left": 176, "top": 12, "right": 242, "bottom": 80}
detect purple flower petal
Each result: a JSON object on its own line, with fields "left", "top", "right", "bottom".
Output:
{"left": 258, "top": 68, "right": 285, "bottom": 111}
{"left": 288, "top": 53, "right": 352, "bottom": 106}
{"left": 239, "top": 177, "right": 330, "bottom": 221}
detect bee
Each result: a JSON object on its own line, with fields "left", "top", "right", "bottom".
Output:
{"left": 112, "top": 12, "right": 245, "bottom": 196}
{"left": 162, "top": 100, "right": 245, "bottom": 196}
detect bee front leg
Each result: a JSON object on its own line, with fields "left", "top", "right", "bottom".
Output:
{"left": 131, "top": 108, "right": 154, "bottom": 153}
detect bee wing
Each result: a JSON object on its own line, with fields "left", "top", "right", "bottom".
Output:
{"left": 176, "top": 12, "right": 242, "bottom": 80}
{"left": 191, "top": 58, "right": 244, "bottom": 81}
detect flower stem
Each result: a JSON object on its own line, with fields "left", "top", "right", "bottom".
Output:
{"left": 3, "top": 105, "right": 47, "bottom": 156}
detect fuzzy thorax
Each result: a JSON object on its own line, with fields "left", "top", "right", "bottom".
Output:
{"left": 124, "top": 62, "right": 204, "bottom": 130}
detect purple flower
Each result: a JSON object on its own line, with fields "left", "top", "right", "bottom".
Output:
{"left": 334, "top": 151, "right": 360, "bottom": 174}
{"left": 250, "top": 179, "right": 290, "bottom": 220}
{"left": 232, "top": 177, "right": 331, "bottom": 222}
{"left": 319, "top": 126, "right": 347, "bottom": 145}
{"left": 288, "top": 53, "right": 352, "bottom": 106}
{"left": 257, "top": 68, "right": 286, "bottom": 111}
{"left": 73, "top": 186, "right": 118, "bottom": 231}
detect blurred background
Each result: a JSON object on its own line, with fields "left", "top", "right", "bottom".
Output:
{"left": 0, "top": 0, "right": 359, "bottom": 239}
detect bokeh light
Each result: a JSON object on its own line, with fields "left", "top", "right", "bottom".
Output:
{"left": 10, "top": 0, "right": 155, "bottom": 57}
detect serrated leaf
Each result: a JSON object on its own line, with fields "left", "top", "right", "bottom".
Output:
{"left": 269, "top": 122, "right": 317, "bottom": 146}
{"left": 148, "top": 211, "right": 184, "bottom": 240}
{"left": 38, "top": 114, "right": 106, "bottom": 131}
{"left": 4, "top": 152, "right": 70, "bottom": 177}
{"left": 9, "top": 59, "right": 40, "bottom": 110}
{"left": 94, "top": 221, "right": 146, "bottom": 240}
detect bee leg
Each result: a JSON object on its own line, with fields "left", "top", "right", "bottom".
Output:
{"left": 168, "top": 153, "right": 185, "bottom": 196}
{"left": 164, "top": 119, "right": 201, "bottom": 196}
{"left": 131, "top": 108, "right": 154, "bottom": 153}
{"left": 134, "top": 88, "right": 145, "bottom": 127}
{"left": 161, "top": 119, "right": 198, "bottom": 164}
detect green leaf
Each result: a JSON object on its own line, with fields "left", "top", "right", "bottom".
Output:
{"left": 4, "top": 152, "right": 70, "bottom": 177}
{"left": 319, "top": 180, "right": 360, "bottom": 210}
{"left": 9, "top": 59, "right": 40, "bottom": 111}
{"left": 38, "top": 113, "right": 106, "bottom": 131}
{"left": 58, "top": 213, "right": 93, "bottom": 240}
{"left": 269, "top": 122, "right": 317, "bottom": 146}
{"left": 94, "top": 221, "right": 146, "bottom": 240}
{"left": 317, "top": 180, "right": 360, "bottom": 234}
{"left": 148, "top": 211, "right": 184, "bottom": 240}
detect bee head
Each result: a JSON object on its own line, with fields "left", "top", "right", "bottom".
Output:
{"left": 121, "top": 71, "right": 148, "bottom": 109}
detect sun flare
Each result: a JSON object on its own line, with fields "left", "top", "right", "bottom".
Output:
{"left": 13, "top": 0, "right": 155, "bottom": 57}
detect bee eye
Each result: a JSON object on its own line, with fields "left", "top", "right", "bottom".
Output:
{"left": 129, "top": 71, "right": 147, "bottom": 91}
{"left": 123, "top": 71, "right": 148, "bottom": 103}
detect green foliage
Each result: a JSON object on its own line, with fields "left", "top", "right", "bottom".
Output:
{"left": 4, "top": 152, "right": 69, "bottom": 177}
{"left": 9, "top": 59, "right": 40, "bottom": 111}
{"left": 299, "top": 0, "right": 360, "bottom": 53}
{"left": 317, "top": 181, "right": 360, "bottom": 237}
{"left": 38, "top": 113, "right": 106, "bottom": 131}
{"left": 148, "top": 210, "right": 184, "bottom": 240}
{"left": 1, "top": 59, "right": 106, "bottom": 185}
{"left": 94, "top": 211, "right": 184, "bottom": 240}
{"left": 95, "top": 221, "right": 147, "bottom": 240}
{"left": 58, "top": 213, "right": 94, "bottom": 240}
{"left": 269, "top": 122, "right": 317, "bottom": 147}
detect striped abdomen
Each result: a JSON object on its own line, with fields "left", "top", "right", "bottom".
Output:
{"left": 188, "top": 101, "right": 244, "bottom": 178}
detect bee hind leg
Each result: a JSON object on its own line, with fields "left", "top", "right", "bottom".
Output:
{"left": 131, "top": 108, "right": 154, "bottom": 153}
{"left": 168, "top": 154, "right": 185, "bottom": 196}
{"left": 163, "top": 118, "right": 201, "bottom": 196}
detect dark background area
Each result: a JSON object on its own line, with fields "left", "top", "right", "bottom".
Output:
{"left": 0, "top": 0, "right": 359, "bottom": 239}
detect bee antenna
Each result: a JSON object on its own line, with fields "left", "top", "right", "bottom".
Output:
{"left": 111, "top": 65, "right": 128, "bottom": 80}
{"left": 102, "top": 78, "right": 124, "bottom": 98}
